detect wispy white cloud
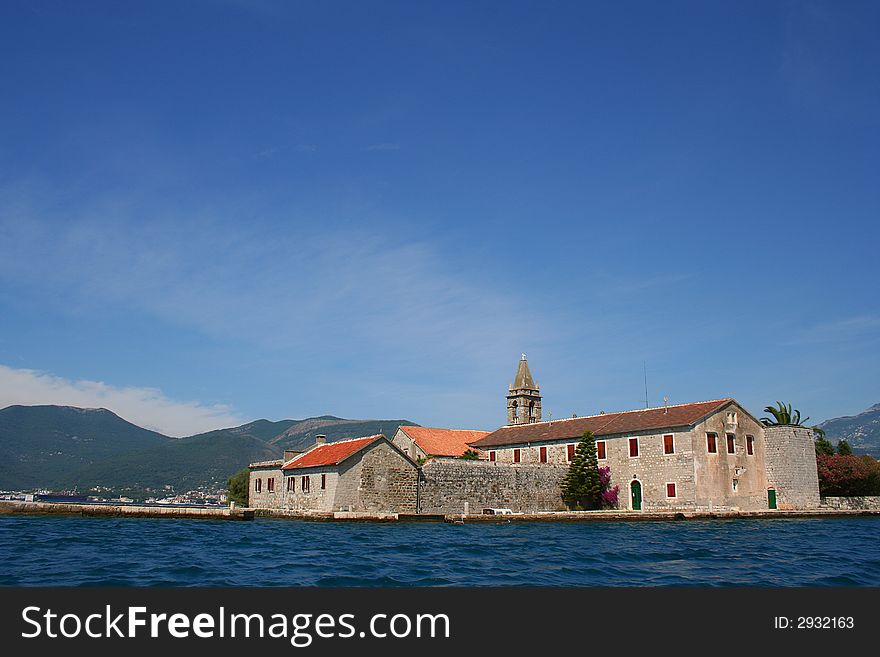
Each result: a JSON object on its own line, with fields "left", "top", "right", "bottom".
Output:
{"left": 784, "top": 316, "right": 880, "bottom": 346}
{"left": 0, "top": 364, "right": 246, "bottom": 436}
{"left": 364, "top": 142, "right": 401, "bottom": 151}
{"left": 0, "top": 182, "right": 552, "bottom": 398}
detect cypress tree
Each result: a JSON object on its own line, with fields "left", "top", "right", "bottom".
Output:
{"left": 561, "top": 430, "right": 602, "bottom": 510}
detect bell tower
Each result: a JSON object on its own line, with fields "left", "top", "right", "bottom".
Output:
{"left": 507, "top": 354, "right": 542, "bottom": 425}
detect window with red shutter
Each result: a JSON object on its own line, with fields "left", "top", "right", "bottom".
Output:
{"left": 707, "top": 433, "right": 717, "bottom": 453}
{"left": 514, "top": 448, "right": 521, "bottom": 463}
{"left": 321, "top": 474, "right": 326, "bottom": 489}
{"left": 727, "top": 434, "right": 735, "bottom": 454}
{"left": 490, "top": 451, "right": 496, "bottom": 462}
{"left": 629, "top": 437, "right": 639, "bottom": 457}
{"left": 596, "top": 441, "right": 606, "bottom": 460}
{"left": 746, "top": 435, "right": 754, "bottom": 455}
{"left": 539, "top": 446, "right": 547, "bottom": 463}
{"left": 663, "top": 434, "right": 674, "bottom": 454}
{"left": 567, "top": 444, "right": 575, "bottom": 461}
{"left": 666, "top": 483, "right": 676, "bottom": 498}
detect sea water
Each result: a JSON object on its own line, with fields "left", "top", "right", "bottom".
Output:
{"left": 1, "top": 515, "right": 878, "bottom": 586}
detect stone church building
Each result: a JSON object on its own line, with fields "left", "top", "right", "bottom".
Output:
{"left": 248, "top": 355, "right": 820, "bottom": 514}
{"left": 470, "top": 356, "right": 820, "bottom": 512}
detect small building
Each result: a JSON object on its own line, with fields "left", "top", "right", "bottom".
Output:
{"left": 249, "top": 434, "right": 418, "bottom": 513}
{"left": 391, "top": 426, "right": 489, "bottom": 461}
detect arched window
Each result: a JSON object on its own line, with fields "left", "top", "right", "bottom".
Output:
{"left": 528, "top": 401, "right": 535, "bottom": 418}
{"left": 512, "top": 401, "right": 518, "bottom": 419}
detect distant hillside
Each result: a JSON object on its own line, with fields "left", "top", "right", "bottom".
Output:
{"left": 0, "top": 405, "right": 170, "bottom": 490}
{"left": 819, "top": 403, "right": 880, "bottom": 457}
{"left": 0, "top": 405, "right": 418, "bottom": 495}
{"left": 269, "top": 416, "right": 416, "bottom": 452}
{"left": 74, "top": 431, "right": 281, "bottom": 492}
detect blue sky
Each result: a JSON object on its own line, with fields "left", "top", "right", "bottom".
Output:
{"left": 1, "top": 0, "right": 878, "bottom": 435}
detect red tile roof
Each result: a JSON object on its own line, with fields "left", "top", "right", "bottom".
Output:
{"left": 470, "top": 399, "right": 734, "bottom": 449}
{"left": 397, "top": 426, "right": 490, "bottom": 457}
{"left": 282, "top": 435, "right": 384, "bottom": 470}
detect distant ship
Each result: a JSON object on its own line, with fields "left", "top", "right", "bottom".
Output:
{"left": 34, "top": 492, "right": 92, "bottom": 504}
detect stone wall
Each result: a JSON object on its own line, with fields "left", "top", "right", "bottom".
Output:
{"left": 249, "top": 463, "right": 283, "bottom": 509}
{"left": 359, "top": 441, "right": 419, "bottom": 513}
{"left": 764, "top": 426, "right": 821, "bottom": 509}
{"left": 281, "top": 468, "right": 339, "bottom": 512}
{"left": 690, "top": 408, "right": 769, "bottom": 511}
{"left": 418, "top": 459, "right": 567, "bottom": 514}
{"left": 332, "top": 441, "right": 418, "bottom": 513}
{"left": 820, "top": 496, "right": 880, "bottom": 510}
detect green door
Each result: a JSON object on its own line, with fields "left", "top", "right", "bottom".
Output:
{"left": 631, "top": 480, "right": 642, "bottom": 511}
{"left": 768, "top": 489, "right": 777, "bottom": 509}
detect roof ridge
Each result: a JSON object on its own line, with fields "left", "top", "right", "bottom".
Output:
{"left": 403, "top": 426, "right": 489, "bottom": 433}
{"left": 494, "top": 398, "right": 733, "bottom": 429}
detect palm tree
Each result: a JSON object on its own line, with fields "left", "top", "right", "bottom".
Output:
{"left": 761, "top": 401, "right": 809, "bottom": 426}
{"left": 761, "top": 401, "right": 825, "bottom": 437}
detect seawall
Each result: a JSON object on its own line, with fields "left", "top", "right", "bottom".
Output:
{"left": 3, "top": 500, "right": 879, "bottom": 523}
{"left": 0, "top": 500, "right": 254, "bottom": 520}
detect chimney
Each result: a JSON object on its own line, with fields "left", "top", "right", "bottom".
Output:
{"left": 283, "top": 449, "right": 303, "bottom": 462}
{"left": 315, "top": 434, "right": 327, "bottom": 445}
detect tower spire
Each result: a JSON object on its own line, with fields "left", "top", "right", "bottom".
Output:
{"left": 507, "top": 354, "right": 542, "bottom": 425}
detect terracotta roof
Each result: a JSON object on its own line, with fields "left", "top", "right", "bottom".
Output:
{"left": 282, "top": 435, "right": 384, "bottom": 470}
{"left": 397, "top": 426, "right": 490, "bottom": 457}
{"left": 470, "top": 399, "right": 734, "bottom": 449}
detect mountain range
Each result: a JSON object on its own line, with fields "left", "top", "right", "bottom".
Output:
{"left": 0, "top": 405, "right": 416, "bottom": 495}
{"left": 818, "top": 403, "right": 880, "bottom": 456}
{"left": 2, "top": 400, "right": 876, "bottom": 496}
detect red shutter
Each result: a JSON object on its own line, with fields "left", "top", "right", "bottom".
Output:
{"left": 663, "top": 434, "right": 674, "bottom": 454}
{"left": 490, "top": 451, "right": 496, "bottom": 462}
{"left": 567, "top": 444, "right": 575, "bottom": 461}
{"left": 727, "top": 434, "right": 735, "bottom": 454}
{"left": 514, "top": 449, "right": 521, "bottom": 463}
{"left": 321, "top": 474, "right": 326, "bottom": 489}
{"left": 629, "top": 438, "right": 639, "bottom": 457}
{"left": 540, "top": 446, "right": 547, "bottom": 463}
{"left": 596, "top": 441, "right": 606, "bottom": 460}
{"left": 747, "top": 436, "right": 754, "bottom": 455}
{"left": 707, "top": 433, "right": 717, "bottom": 453}
{"left": 667, "top": 483, "right": 676, "bottom": 498}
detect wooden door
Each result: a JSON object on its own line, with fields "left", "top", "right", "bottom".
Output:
{"left": 631, "top": 480, "right": 642, "bottom": 511}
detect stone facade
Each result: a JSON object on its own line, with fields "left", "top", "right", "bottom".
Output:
{"left": 333, "top": 441, "right": 418, "bottom": 513}
{"left": 764, "top": 425, "right": 821, "bottom": 509}
{"left": 418, "top": 459, "right": 567, "bottom": 514}
{"left": 480, "top": 402, "right": 820, "bottom": 512}
{"left": 249, "top": 461, "right": 284, "bottom": 510}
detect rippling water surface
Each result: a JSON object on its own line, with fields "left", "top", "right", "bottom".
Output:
{"left": 1, "top": 516, "right": 879, "bottom": 586}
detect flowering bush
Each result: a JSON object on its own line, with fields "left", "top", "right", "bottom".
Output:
{"left": 598, "top": 466, "right": 619, "bottom": 508}
{"left": 816, "top": 454, "right": 880, "bottom": 497}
